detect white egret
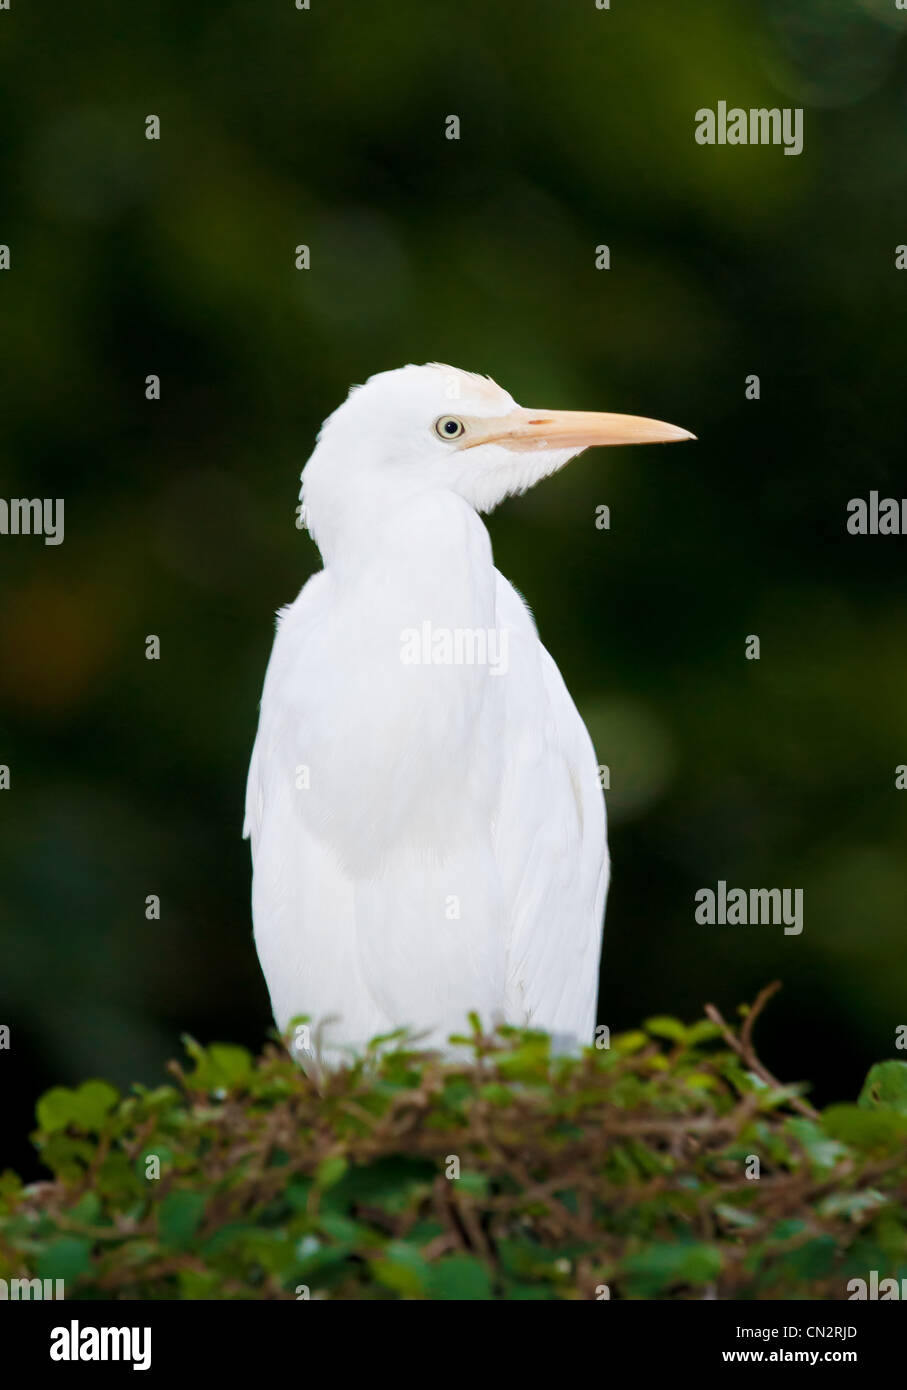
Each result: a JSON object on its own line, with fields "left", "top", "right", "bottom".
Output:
{"left": 244, "top": 364, "right": 693, "bottom": 1068}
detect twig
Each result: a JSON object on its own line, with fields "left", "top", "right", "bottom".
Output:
{"left": 705, "top": 981, "right": 819, "bottom": 1119}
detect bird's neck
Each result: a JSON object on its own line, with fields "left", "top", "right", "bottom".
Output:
{"left": 313, "top": 490, "right": 494, "bottom": 599}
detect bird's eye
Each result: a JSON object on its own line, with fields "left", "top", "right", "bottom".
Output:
{"left": 434, "top": 415, "right": 465, "bottom": 441}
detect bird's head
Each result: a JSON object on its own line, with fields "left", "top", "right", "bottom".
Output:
{"left": 301, "top": 363, "right": 694, "bottom": 562}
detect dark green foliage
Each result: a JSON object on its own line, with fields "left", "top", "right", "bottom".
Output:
{"left": 2, "top": 1009, "right": 906, "bottom": 1300}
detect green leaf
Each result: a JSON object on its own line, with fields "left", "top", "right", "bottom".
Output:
{"left": 715, "top": 1202, "right": 759, "bottom": 1229}
{"left": 34, "top": 1088, "right": 74, "bottom": 1134}
{"left": 285, "top": 1180, "right": 313, "bottom": 1211}
{"left": 786, "top": 1117, "right": 848, "bottom": 1169}
{"left": 370, "top": 1241, "right": 431, "bottom": 1297}
{"left": 503, "top": 1280, "right": 553, "bottom": 1300}
{"left": 495, "top": 1038, "right": 551, "bottom": 1081}
{"left": 183, "top": 1040, "right": 254, "bottom": 1093}
{"left": 770, "top": 1219, "right": 808, "bottom": 1242}
{"left": 858, "top": 1061, "right": 907, "bottom": 1116}
{"left": 684, "top": 1072, "right": 719, "bottom": 1090}
{"left": 455, "top": 1171, "right": 489, "bottom": 1198}
{"left": 68, "top": 1192, "right": 102, "bottom": 1225}
{"left": 645, "top": 1016, "right": 687, "bottom": 1043}
{"left": 314, "top": 1155, "right": 349, "bottom": 1190}
{"left": 36, "top": 1237, "right": 93, "bottom": 1283}
{"left": 36, "top": 1080, "right": 119, "bottom": 1134}
{"left": 623, "top": 1242, "right": 722, "bottom": 1296}
{"left": 319, "top": 1213, "right": 366, "bottom": 1245}
{"left": 775, "top": 1236, "right": 836, "bottom": 1281}
{"left": 208, "top": 1044, "right": 254, "bottom": 1087}
{"left": 158, "top": 1190, "right": 206, "bottom": 1249}
{"left": 685, "top": 1020, "right": 724, "bottom": 1045}
{"left": 822, "top": 1103, "right": 907, "bottom": 1150}
{"left": 817, "top": 1189, "right": 887, "bottom": 1221}
{"left": 478, "top": 1083, "right": 513, "bottom": 1106}
{"left": 441, "top": 1079, "right": 473, "bottom": 1110}
{"left": 202, "top": 1222, "right": 259, "bottom": 1256}
{"left": 179, "top": 1269, "right": 221, "bottom": 1299}
{"left": 71, "top": 1080, "right": 120, "bottom": 1128}
{"left": 0, "top": 1170, "right": 23, "bottom": 1201}
{"left": 429, "top": 1255, "right": 493, "bottom": 1300}
{"left": 320, "top": 1156, "right": 435, "bottom": 1214}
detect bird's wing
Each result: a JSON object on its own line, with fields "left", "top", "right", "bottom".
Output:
{"left": 493, "top": 571, "right": 609, "bottom": 1044}
{"left": 243, "top": 568, "right": 335, "bottom": 855}
{"left": 244, "top": 573, "right": 393, "bottom": 1061}
{"left": 244, "top": 506, "right": 507, "bottom": 1062}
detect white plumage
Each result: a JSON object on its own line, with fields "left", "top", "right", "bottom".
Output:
{"left": 244, "top": 364, "right": 692, "bottom": 1068}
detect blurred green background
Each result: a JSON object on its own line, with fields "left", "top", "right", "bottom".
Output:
{"left": 2, "top": 0, "right": 906, "bottom": 1176}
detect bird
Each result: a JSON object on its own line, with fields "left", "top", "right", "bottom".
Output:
{"left": 244, "top": 363, "right": 693, "bottom": 1070}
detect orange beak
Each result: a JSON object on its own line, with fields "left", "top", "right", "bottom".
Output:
{"left": 460, "top": 407, "right": 695, "bottom": 451}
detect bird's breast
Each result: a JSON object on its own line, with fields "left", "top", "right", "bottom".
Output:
{"left": 272, "top": 499, "right": 509, "bottom": 875}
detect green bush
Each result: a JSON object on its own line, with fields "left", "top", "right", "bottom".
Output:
{"left": 2, "top": 991, "right": 906, "bottom": 1300}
